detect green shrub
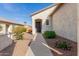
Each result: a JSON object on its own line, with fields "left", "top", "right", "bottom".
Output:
{"left": 12, "top": 26, "right": 26, "bottom": 40}
{"left": 55, "top": 41, "right": 72, "bottom": 50}
{"left": 43, "top": 31, "right": 56, "bottom": 39}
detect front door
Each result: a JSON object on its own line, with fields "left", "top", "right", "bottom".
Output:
{"left": 36, "top": 22, "right": 41, "bottom": 33}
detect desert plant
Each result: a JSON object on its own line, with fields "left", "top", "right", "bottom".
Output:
{"left": 55, "top": 41, "right": 72, "bottom": 50}
{"left": 43, "top": 31, "right": 56, "bottom": 39}
{"left": 12, "top": 26, "right": 26, "bottom": 40}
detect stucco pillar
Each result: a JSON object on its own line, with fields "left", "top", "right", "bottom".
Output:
{"left": 5, "top": 24, "right": 10, "bottom": 34}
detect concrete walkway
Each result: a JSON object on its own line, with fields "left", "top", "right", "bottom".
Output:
{"left": 26, "top": 47, "right": 34, "bottom": 56}
{"left": 12, "top": 33, "right": 32, "bottom": 56}
{"left": 12, "top": 39, "right": 30, "bottom": 56}
{"left": 29, "top": 33, "right": 53, "bottom": 56}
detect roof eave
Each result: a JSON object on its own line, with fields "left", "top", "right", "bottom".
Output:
{"left": 31, "top": 3, "right": 59, "bottom": 16}
{"left": 49, "top": 3, "right": 64, "bottom": 16}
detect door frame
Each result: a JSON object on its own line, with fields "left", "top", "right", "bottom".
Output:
{"left": 35, "top": 19, "right": 42, "bottom": 33}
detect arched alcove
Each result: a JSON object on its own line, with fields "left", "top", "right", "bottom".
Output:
{"left": 35, "top": 19, "right": 42, "bottom": 33}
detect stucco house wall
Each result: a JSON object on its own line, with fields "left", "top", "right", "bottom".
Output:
{"left": 52, "top": 3, "right": 77, "bottom": 42}
{"left": 77, "top": 3, "right": 79, "bottom": 55}
{"left": 0, "top": 23, "right": 6, "bottom": 34}
{"left": 32, "top": 5, "right": 57, "bottom": 35}
{"left": 8, "top": 25, "right": 13, "bottom": 33}
{"left": 0, "top": 17, "right": 24, "bottom": 51}
{"left": 0, "top": 23, "right": 13, "bottom": 34}
{"left": 0, "top": 23, "right": 13, "bottom": 51}
{"left": 32, "top": 3, "right": 77, "bottom": 42}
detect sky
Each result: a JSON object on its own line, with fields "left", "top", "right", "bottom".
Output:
{"left": 0, "top": 3, "right": 52, "bottom": 25}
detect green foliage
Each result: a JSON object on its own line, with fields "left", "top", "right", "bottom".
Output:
{"left": 55, "top": 41, "right": 72, "bottom": 50}
{"left": 12, "top": 26, "right": 26, "bottom": 40}
{"left": 43, "top": 31, "right": 56, "bottom": 39}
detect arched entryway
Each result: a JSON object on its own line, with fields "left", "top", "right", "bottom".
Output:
{"left": 35, "top": 19, "right": 42, "bottom": 33}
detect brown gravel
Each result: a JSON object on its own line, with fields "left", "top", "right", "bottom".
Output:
{"left": 45, "top": 36, "right": 77, "bottom": 56}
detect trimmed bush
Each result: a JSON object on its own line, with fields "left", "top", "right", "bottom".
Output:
{"left": 43, "top": 31, "right": 56, "bottom": 39}
{"left": 12, "top": 26, "right": 26, "bottom": 40}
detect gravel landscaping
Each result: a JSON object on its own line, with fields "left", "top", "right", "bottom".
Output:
{"left": 45, "top": 36, "right": 77, "bottom": 56}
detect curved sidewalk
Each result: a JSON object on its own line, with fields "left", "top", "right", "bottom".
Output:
{"left": 29, "top": 33, "right": 53, "bottom": 56}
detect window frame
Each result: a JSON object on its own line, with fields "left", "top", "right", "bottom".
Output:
{"left": 46, "top": 19, "right": 49, "bottom": 25}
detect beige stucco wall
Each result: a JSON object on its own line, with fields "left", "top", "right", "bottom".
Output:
{"left": 32, "top": 3, "right": 77, "bottom": 42}
{"left": 32, "top": 5, "right": 57, "bottom": 35}
{"left": 52, "top": 3, "right": 77, "bottom": 42}
{"left": 0, "top": 23, "right": 13, "bottom": 34}
{"left": 8, "top": 25, "right": 13, "bottom": 33}
{"left": 0, "top": 23, "right": 13, "bottom": 51}
{"left": 77, "top": 3, "right": 79, "bottom": 56}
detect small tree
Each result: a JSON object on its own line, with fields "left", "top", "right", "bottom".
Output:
{"left": 12, "top": 26, "right": 26, "bottom": 40}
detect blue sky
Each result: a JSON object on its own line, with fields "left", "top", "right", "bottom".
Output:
{"left": 0, "top": 3, "right": 52, "bottom": 25}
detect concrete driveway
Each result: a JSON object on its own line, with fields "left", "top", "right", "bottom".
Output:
{"left": 0, "top": 33, "right": 32, "bottom": 56}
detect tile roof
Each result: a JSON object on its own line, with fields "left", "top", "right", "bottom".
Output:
{"left": 0, "top": 17, "right": 24, "bottom": 26}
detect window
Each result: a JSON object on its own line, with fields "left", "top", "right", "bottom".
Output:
{"left": 46, "top": 19, "right": 49, "bottom": 25}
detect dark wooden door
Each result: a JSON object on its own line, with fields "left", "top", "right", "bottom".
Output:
{"left": 36, "top": 22, "right": 41, "bottom": 32}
